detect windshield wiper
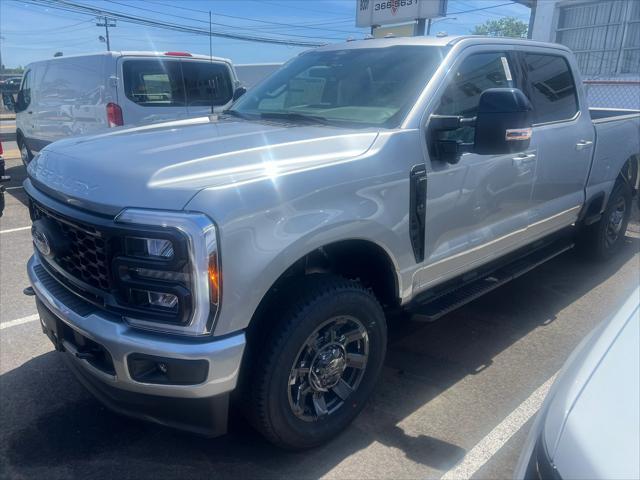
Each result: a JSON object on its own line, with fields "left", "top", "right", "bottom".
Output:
{"left": 222, "top": 109, "right": 252, "bottom": 120}
{"left": 258, "top": 112, "right": 330, "bottom": 125}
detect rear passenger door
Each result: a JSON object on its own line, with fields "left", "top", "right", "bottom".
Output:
{"left": 519, "top": 51, "right": 593, "bottom": 236}
{"left": 119, "top": 58, "right": 188, "bottom": 126}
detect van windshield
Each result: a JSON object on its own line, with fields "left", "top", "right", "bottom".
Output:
{"left": 229, "top": 46, "right": 445, "bottom": 128}
{"left": 122, "top": 59, "right": 233, "bottom": 107}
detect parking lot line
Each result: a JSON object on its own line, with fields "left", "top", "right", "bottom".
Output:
{"left": 0, "top": 226, "right": 30, "bottom": 234}
{"left": 440, "top": 373, "right": 557, "bottom": 480}
{"left": 0, "top": 314, "right": 39, "bottom": 330}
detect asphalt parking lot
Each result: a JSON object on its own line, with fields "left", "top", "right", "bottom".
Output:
{"left": 1, "top": 130, "right": 639, "bottom": 479}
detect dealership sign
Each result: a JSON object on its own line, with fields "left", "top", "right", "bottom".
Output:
{"left": 356, "top": 0, "right": 448, "bottom": 27}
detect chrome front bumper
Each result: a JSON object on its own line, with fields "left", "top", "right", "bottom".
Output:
{"left": 28, "top": 254, "right": 246, "bottom": 400}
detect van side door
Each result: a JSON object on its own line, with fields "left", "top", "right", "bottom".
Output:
{"left": 518, "top": 51, "right": 593, "bottom": 236}
{"left": 118, "top": 58, "right": 188, "bottom": 126}
{"left": 415, "top": 49, "right": 537, "bottom": 291}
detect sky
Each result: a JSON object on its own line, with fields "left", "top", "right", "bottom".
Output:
{"left": 0, "top": 0, "right": 531, "bottom": 68}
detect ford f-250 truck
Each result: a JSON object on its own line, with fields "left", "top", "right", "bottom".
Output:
{"left": 24, "top": 36, "right": 640, "bottom": 449}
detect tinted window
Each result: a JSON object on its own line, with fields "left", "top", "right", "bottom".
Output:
{"left": 435, "top": 52, "right": 515, "bottom": 143}
{"left": 182, "top": 62, "right": 233, "bottom": 107}
{"left": 123, "top": 60, "right": 184, "bottom": 107}
{"left": 231, "top": 46, "right": 445, "bottom": 127}
{"left": 523, "top": 54, "right": 578, "bottom": 124}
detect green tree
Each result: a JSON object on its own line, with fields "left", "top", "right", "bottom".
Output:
{"left": 472, "top": 17, "right": 528, "bottom": 38}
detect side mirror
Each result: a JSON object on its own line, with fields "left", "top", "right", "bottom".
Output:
{"left": 14, "top": 91, "right": 26, "bottom": 113}
{"left": 232, "top": 86, "right": 247, "bottom": 102}
{"left": 474, "top": 88, "right": 533, "bottom": 155}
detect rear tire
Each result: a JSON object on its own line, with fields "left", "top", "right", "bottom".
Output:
{"left": 244, "top": 274, "right": 387, "bottom": 450}
{"left": 579, "top": 180, "right": 632, "bottom": 260}
{"left": 19, "top": 139, "right": 33, "bottom": 168}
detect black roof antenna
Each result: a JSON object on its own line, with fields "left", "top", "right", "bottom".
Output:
{"left": 209, "top": 10, "right": 215, "bottom": 116}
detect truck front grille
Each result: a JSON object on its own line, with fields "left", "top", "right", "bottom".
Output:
{"left": 31, "top": 201, "right": 112, "bottom": 292}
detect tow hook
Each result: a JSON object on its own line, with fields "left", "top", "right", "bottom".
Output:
{"left": 75, "top": 351, "right": 95, "bottom": 360}
{"left": 23, "top": 286, "right": 35, "bottom": 296}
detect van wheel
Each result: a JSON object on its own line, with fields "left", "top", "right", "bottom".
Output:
{"left": 19, "top": 141, "right": 33, "bottom": 168}
{"left": 580, "top": 180, "right": 632, "bottom": 260}
{"left": 245, "top": 275, "right": 386, "bottom": 450}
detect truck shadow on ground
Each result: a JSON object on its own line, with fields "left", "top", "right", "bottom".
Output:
{"left": 2, "top": 235, "right": 639, "bottom": 480}
{"left": 3, "top": 163, "right": 29, "bottom": 209}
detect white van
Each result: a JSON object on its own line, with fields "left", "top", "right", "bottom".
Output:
{"left": 15, "top": 51, "right": 245, "bottom": 165}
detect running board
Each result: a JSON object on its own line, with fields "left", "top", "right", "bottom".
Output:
{"left": 409, "top": 240, "right": 574, "bottom": 322}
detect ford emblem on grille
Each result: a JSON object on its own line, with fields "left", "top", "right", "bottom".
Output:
{"left": 32, "top": 227, "right": 52, "bottom": 257}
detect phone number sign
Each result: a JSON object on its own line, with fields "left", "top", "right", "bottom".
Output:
{"left": 356, "top": 0, "right": 448, "bottom": 27}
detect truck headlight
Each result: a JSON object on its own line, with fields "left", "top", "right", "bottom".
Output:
{"left": 115, "top": 209, "right": 221, "bottom": 336}
{"left": 126, "top": 237, "right": 174, "bottom": 258}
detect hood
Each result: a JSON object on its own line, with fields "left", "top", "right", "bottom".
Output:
{"left": 28, "top": 116, "right": 379, "bottom": 215}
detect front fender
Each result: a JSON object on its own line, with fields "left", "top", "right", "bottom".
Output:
{"left": 184, "top": 142, "right": 420, "bottom": 335}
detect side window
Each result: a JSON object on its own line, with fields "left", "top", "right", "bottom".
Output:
{"left": 182, "top": 62, "right": 233, "bottom": 107}
{"left": 19, "top": 69, "right": 32, "bottom": 107}
{"left": 435, "top": 52, "right": 515, "bottom": 143}
{"left": 40, "top": 61, "right": 104, "bottom": 104}
{"left": 122, "top": 60, "right": 185, "bottom": 107}
{"left": 523, "top": 54, "right": 578, "bottom": 124}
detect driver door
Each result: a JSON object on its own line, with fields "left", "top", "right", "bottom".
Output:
{"left": 414, "top": 49, "right": 537, "bottom": 291}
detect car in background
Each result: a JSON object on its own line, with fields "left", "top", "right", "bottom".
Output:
{"left": 0, "top": 141, "right": 10, "bottom": 217}
{"left": 0, "top": 76, "right": 23, "bottom": 91}
{"left": 15, "top": 51, "right": 246, "bottom": 166}
{"left": 515, "top": 287, "right": 639, "bottom": 479}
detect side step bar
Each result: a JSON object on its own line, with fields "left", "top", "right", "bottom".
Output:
{"left": 409, "top": 239, "right": 574, "bottom": 322}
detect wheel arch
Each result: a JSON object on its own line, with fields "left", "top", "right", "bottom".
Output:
{"left": 16, "top": 128, "right": 25, "bottom": 147}
{"left": 619, "top": 153, "right": 640, "bottom": 192}
{"left": 246, "top": 237, "right": 400, "bottom": 337}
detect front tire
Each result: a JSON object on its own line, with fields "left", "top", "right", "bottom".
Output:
{"left": 580, "top": 180, "right": 632, "bottom": 260}
{"left": 245, "top": 275, "right": 387, "bottom": 450}
{"left": 19, "top": 139, "right": 33, "bottom": 168}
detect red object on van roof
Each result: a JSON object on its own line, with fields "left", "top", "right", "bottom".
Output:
{"left": 164, "top": 51, "right": 192, "bottom": 57}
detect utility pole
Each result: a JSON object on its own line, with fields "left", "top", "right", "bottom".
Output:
{"left": 96, "top": 16, "right": 116, "bottom": 51}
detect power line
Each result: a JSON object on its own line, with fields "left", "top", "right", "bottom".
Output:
{"left": 449, "top": 2, "right": 517, "bottom": 16}
{"left": 101, "top": 0, "right": 349, "bottom": 40}
{"left": 14, "top": 0, "right": 328, "bottom": 47}
{"left": 143, "top": 0, "right": 364, "bottom": 35}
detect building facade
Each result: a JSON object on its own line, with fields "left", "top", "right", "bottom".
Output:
{"left": 519, "top": 0, "right": 639, "bottom": 109}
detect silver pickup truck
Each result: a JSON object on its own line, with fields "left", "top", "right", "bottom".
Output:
{"left": 24, "top": 36, "right": 640, "bottom": 449}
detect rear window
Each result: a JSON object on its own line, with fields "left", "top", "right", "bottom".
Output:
{"left": 123, "top": 59, "right": 184, "bottom": 106}
{"left": 182, "top": 61, "right": 233, "bottom": 106}
{"left": 523, "top": 53, "right": 578, "bottom": 124}
{"left": 123, "top": 59, "right": 233, "bottom": 108}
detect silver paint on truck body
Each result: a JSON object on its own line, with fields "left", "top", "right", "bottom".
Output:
{"left": 25, "top": 36, "right": 640, "bottom": 395}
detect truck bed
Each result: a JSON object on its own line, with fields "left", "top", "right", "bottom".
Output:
{"left": 589, "top": 107, "right": 640, "bottom": 122}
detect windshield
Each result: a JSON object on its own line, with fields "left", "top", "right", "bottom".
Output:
{"left": 230, "top": 46, "right": 445, "bottom": 128}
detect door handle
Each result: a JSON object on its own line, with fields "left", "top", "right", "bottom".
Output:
{"left": 575, "top": 140, "right": 593, "bottom": 151}
{"left": 512, "top": 153, "right": 536, "bottom": 165}
{"left": 27, "top": 111, "right": 33, "bottom": 114}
